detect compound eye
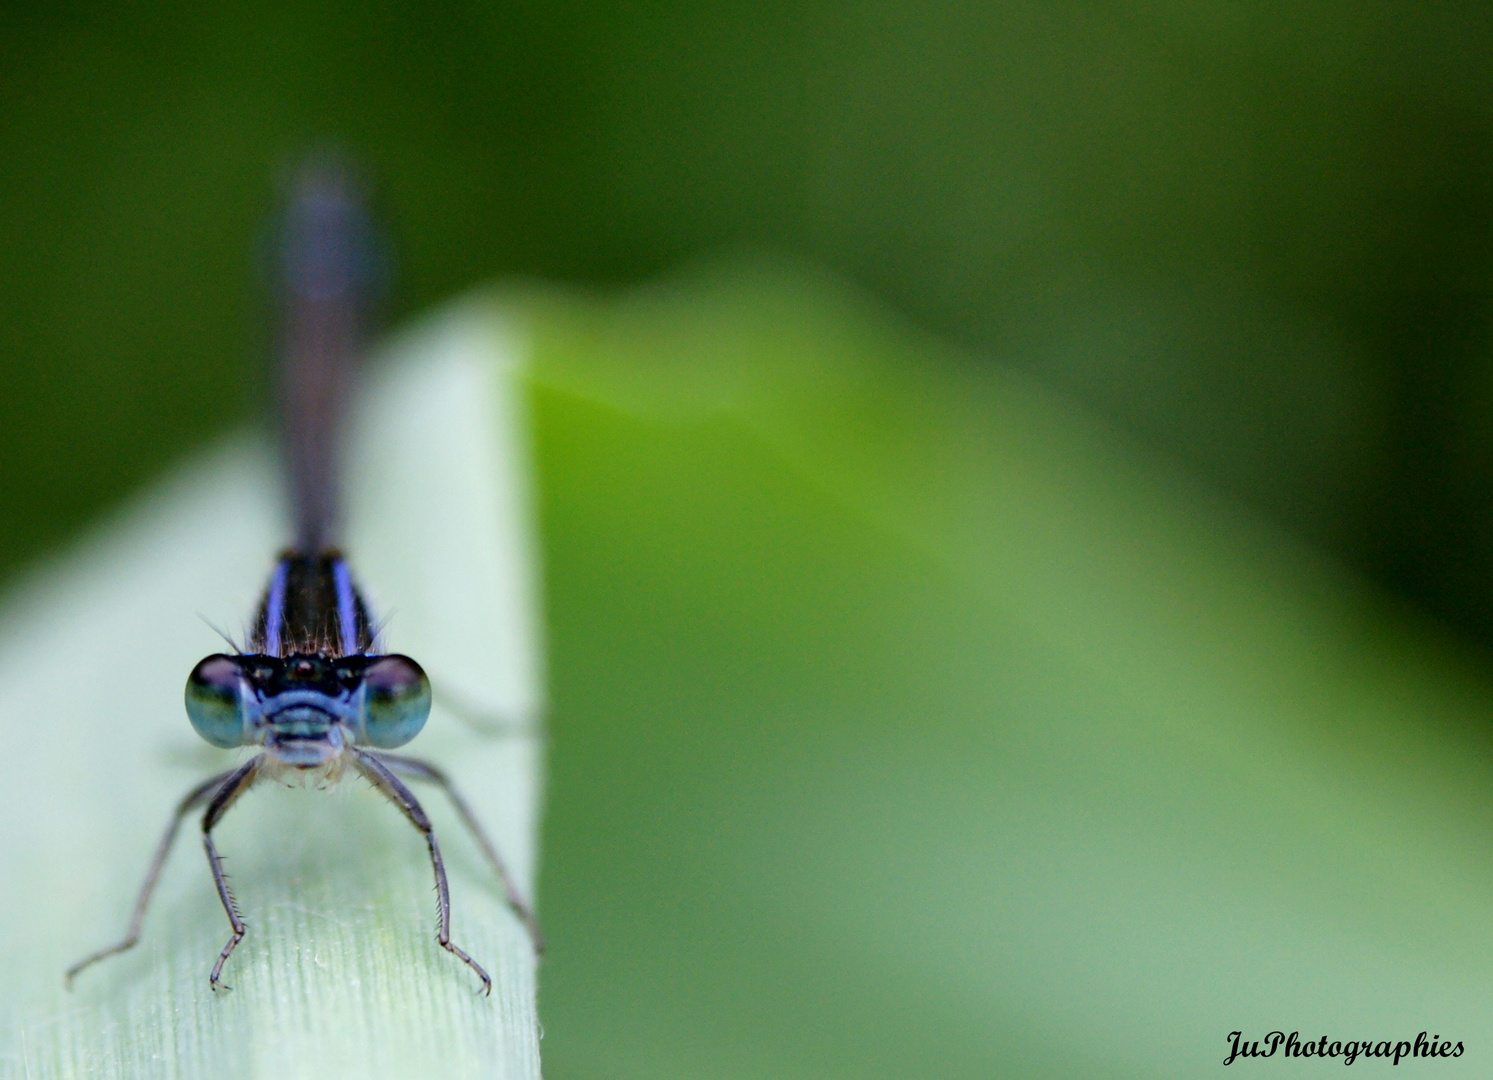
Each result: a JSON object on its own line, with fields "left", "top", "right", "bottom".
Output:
{"left": 360, "top": 655, "right": 431, "bottom": 748}
{"left": 185, "top": 654, "right": 249, "bottom": 748}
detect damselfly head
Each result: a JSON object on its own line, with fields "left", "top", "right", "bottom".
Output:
{"left": 185, "top": 651, "right": 431, "bottom": 766}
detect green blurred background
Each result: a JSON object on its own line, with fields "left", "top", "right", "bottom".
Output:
{"left": 6, "top": 2, "right": 1493, "bottom": 1076}
{"left": 8, "top": 0, "right": 1493, "bottom": 627}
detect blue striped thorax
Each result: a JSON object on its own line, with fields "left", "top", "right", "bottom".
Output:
{"left": 185, "top": 551, "right": 431, "bottom": 767}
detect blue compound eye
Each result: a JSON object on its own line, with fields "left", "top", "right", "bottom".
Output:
{"left": 359, "top": 654, "right": 430, "bottom": 748}
{"left": 186, "top": 654, "right": 249, "bottom": 748}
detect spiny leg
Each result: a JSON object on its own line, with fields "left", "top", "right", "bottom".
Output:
{"left": 351, "top": 748, "right": 493, "bottom": 995}
{"left": 66, "top": 767, "right": 242, "bottom": 988}
{"left": 201, "top": 756, "right": 264, "bottom": 991}
{"left": 375, "top": 751, "right": 544, "bottom": 955}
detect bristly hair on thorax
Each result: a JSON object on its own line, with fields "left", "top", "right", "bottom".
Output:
{"left": 250, "top": 550, "right": 377, "bottom": 658}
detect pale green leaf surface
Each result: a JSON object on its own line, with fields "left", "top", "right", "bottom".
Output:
{"left": 0, "top": 304, "right": 543, "bottom": 1079}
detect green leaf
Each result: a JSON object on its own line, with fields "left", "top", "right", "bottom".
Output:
{"left": 524, "top": 262, "right": 1493, "bottom": 1078}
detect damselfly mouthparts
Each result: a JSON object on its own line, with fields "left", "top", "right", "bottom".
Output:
{"left": 65, "top": 158, "right": 542, "bottom": 996}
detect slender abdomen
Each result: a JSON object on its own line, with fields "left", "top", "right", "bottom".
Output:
{"left": 277, "top": 157, "right": 377, "bottom": 554}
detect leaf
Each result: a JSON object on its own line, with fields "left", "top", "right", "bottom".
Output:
{"left": 524, "top": 262, "right": 1493, "bottom": 1077}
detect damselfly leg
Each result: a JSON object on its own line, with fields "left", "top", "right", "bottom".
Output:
{"left": 202, "top": 757, "right": 264, "bottom": 991}
{"left": 64, "top": 768, "right": 241, "bottom": 987}
{"left": 351, "top": 749, "right": 494, "bottom": 994}
{"left": 375, "top": 751, "right": 545, "bottom": 955}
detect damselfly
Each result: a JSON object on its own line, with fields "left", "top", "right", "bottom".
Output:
{"left": 65, "top": 158, "right": 541, "bottom": 995}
